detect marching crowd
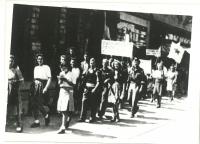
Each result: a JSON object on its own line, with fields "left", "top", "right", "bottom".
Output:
{"left": 7, "top": 48, "right": 180, "bottom": 134}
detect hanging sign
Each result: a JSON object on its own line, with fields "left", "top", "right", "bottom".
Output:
{"left": 146, "top": 48, "right": 161, "bottom": 57}
{"left": 101, "top": 40, "right": 133, "bottom": 58}
{"left": 140, "top": 59, "right": 152, "bottom": 74}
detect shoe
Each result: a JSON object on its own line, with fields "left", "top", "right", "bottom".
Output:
{"left": 110, "top": 117, "right": 116, "bottom": 122}
{"left": 156, "top": 105, "right": 161, "bottom": 108}
{"left": 30, "top": 122, "right": 40, "bottom": 128}
{"left": 65, "top": 121, "right": 70, "bottom": 129}
{"left": 16, "top": 126, "right": 23, "bottom": 133}
{"left": 77, "top": 119, "right": 85, "bottom": 122}
{"left": 45, "top": 115, "right": 50, "bottom": 126}
{"left": 116, "top": 118, "right": 120, "bottom": 122}
{"left": 130, "top": 114, "right": 134, "bottom": 118}
{"left": 98, "top": 115, "right": 103, "bottom": 120}
{"left": 118, "top": 104, "right": 122, "bottom": 109}
{"left": 89, "top": 118, "right": 96, "bottom": 123}
{"left": 57, "top": 129, "right": 65, "bottom": 134}
{"left": 65, "top": 116, "right": 71, "bottom": 129}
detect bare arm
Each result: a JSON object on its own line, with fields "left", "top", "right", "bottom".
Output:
{"left": 92, "top": 71, "right": 100, "bottom": 93}
{"left": 61, "top": 77, "right": 75, "bottom": 87}
{"left": 43, "top": 77, "right": 52, "bottom": 94}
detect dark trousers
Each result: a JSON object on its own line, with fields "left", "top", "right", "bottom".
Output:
{"left": 73, "top": 85, "right": 80, "bottom": 111}
{"left": 7, "top": 82, "right": 22, "bottom": 126}
{"left": 98, "top": 86, "right": 109, "bottom": 117}
{"left": 128, "top": 83, "right": 140, "bottom": 115}
{"left": 112, "top": 101, "right": 120, "bottom": 119}
{"left": 80, "top": 87, "right": 97, "bottom": 120}
{"left": 30, "top": 81, "right": 49, "bottom": 120}
{"left": 153, "top": 82, "right": 163, "bottom": 106}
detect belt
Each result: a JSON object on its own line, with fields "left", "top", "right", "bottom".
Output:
{"left": 86, "top": 83, "right": 95, "bottom": 88}
{"left": 60, "top": 87, "right": 73, "bottom": 90}
{"left": 34, "top": 78, "right": 47, "bottom": 83}
{"left": 8, "top": 79, "right": 17, "bottom": 83}
{"left": 130, "top": 81, "right": 136, "bottom": 84}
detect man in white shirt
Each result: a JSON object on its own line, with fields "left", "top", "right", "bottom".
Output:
{"left": 81, "top": 53, "right": 89, "bottom": 75}
{"left": 30, "top": 53, "right": 52, "bottom": 128}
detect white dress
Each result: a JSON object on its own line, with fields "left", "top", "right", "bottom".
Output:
{"left": 166, "top": 71, "right": 176, "bottom": 91}
{"left": 57, "top": 71, "right": 75, "bottom": 112}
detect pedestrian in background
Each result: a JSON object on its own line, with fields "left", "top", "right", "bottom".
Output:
{"left": 71, "top": 58, "right": 81, "bottom": 114}
{"left": 152, "top": 61, "right": 165, "bottom": 108}
{"left": 81, "top": 53, "right": 89, "bottom": 75}
{"left": 166, "top": 64, "right": 178, "bottom": 101}
{"left": 119, "top": 60, "right": 129, "bottom": 109}
{"left": 146, "top": 73, "right": 154, "bottom": 102}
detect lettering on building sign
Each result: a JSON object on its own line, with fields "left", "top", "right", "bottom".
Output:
{"left": 146, "top": 49, "right": 161, "bottom": 57}
{"left": 101, "top": 40, "right": 133, "bottom": 58}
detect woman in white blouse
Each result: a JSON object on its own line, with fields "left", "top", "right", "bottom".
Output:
{"left": 57, "top": 64, "right": 75, "bottom": 134}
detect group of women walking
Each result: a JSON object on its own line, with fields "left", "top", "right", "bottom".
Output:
{"left": 7, "top": 50, "right": 179, "bottom": 134}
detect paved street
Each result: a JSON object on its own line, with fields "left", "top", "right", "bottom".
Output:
{"left": 4, "top": 95, "right": 198, "bottom": 144}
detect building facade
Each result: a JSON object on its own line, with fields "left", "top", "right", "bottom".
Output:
{"left": 11, "top": 4, "right": 191, "bottom": 80}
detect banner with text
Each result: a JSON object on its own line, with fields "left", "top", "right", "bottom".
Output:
{"left": 140, "top": 59, "right": 152, "bottom": 74}
{"left": 101, "top": 40, "right": 133, "bottom": 58}
{"left": 146, "top": 48, "right": 161, "bottom": 57}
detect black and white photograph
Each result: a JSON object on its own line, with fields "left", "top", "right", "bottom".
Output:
{"left": 1, "top": 0, "right": 200, "bottom": 144}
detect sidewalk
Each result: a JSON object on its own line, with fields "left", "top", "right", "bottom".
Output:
{"left": 4, "top": 95, "right": 198, "bottom": 144}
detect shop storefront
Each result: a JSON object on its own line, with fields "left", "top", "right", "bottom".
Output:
{"left": 114, "top": 12, "right": 150, "bottom": 59}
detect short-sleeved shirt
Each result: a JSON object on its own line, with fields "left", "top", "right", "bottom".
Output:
{"left": 128, "top": 66, "right": 144, "bottom": 85}
{"left": 152, "top": 70, "right": 164, "bottom": 83}
{"left": 81, "top": 61, "right": 89, "bottom": 74}
{"left": 8, "top": 66, "right": 24, "bottom": 81}
{"left": 34, "top": 65, "right": 51, "bottom": 80}
{"left": 71, "top": 67, "right": 81, "bottom": 84}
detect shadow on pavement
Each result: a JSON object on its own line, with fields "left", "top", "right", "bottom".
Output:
{"left": 136, "top": 115, "right": 169, "bottom": 121}
{"left": 138, "top": 109, "right": 156, "bottom": 114}
{"left": 161, "top": 106, "right": 184, "bottom": 111}
{"left": 68, "top": 128, "right": 117, "bottom": 138}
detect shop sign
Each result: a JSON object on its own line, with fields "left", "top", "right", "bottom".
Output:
{"left": 146, "top": 49, "right": 161, "bottom": 57}
{"left": 101, "top": 40, "right": 133, "bottom": 58}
